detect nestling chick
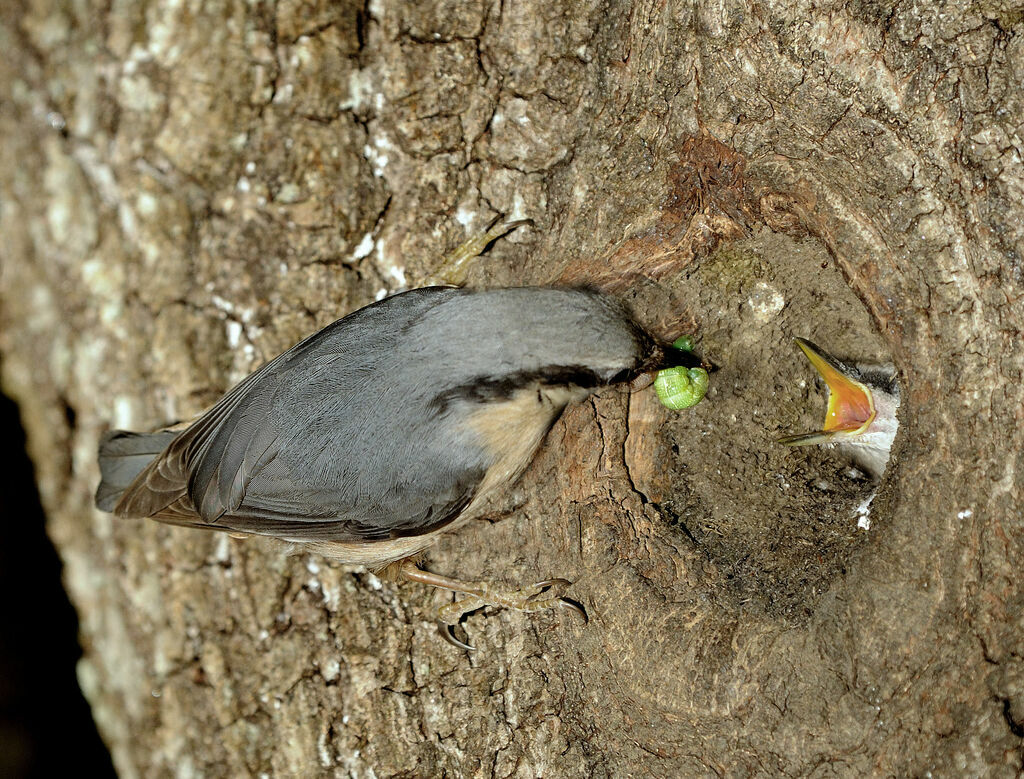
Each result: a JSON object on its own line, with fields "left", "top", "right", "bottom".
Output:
{"left": 778, "top": 337, "right": 900, "bottom": 480}
{"left": 96, "top": 286, "right": 701, "bottom": 646}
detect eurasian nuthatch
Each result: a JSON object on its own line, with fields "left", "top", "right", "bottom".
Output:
{"left": 778, "top": 337, "right": 900, "bottom": 480}
{"left": 96, "top": 286, "right": 703, "bottom": 646}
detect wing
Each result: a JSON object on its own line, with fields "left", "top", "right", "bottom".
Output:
{"left": 114, "top": 287, "right": 472, "bottom": 543}
{"left": 160, "top": 469, "right": 483, "bottom": 543}
{"left": 142, "top": 470, "right": 482, "bottom": 544}
{"left": 112, "top": 342, "right": 297, "bottom": 521}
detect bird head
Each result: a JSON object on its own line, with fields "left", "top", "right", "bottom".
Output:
{"left": 778, "top": 337, "right": 900, "bottom": 479}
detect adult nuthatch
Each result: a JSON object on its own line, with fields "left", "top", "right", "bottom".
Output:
{"left": 778, "top": 337, "right": 900, "bottom": 480}
{"left": 96, "top": 286, "right": 703, "bottom": 647}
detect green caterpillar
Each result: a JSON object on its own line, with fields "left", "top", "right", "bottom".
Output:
{"left": 655, "top": 336, "right": 710, "bottom": 410}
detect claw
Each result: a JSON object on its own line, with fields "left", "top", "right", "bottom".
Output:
{"left": 525, "top": 578, "right": 572, "bottom": 603}
{"left": 520, "top": 580, "right": 588, "bottom": 625}
{"left": 438, "top": 621, "right": 475, "bottom": 651}
{"left": 556, "top": 597, "right": 589, "bottom": 625}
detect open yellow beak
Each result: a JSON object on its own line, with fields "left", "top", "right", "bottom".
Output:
{"left": 778, "top": 337, "right": 876, "bottom": 446}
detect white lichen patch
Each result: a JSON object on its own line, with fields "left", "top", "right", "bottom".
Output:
{"left": 510, "top": 191, "right": 528, "bottom": 221}
{"left": 339, "top": 68, "right": 376, "bottom": 111}
{"left": 290, "top": 35, "right": 318, "bottom": 68}
{"left": 276, "top": 182, "right": 302, "bottom": 203}
{"left": 145, "top": 0, "right": 184, "bottom": 62}
{"left": 373, "top": 239, "right": 407, "bottom": 292}
{"left": 352, "top": 231, "right": 376, "bottom": 260}
{"left": 388, "top": 264, "right": 407, "bottom": 287}
{"left": 214, "top": 534, "right": 231, "bottom": 563}
{"left": 273, "top": 82, "right": 294, "bottom": 104}
{"left": 320, "top": 572, "right": 342, "bottom": 610}
{"left": 317, "top": 728, "right": 334, "bottom": 767}
{"left": 363, "top": 133, "right": 394, "bottom": 178}
{"left": 747, "top": 282, "right": 786, "bottom": 321}
{"left": 118, "top": 71, "right": 163, "bottom": 113}
{"left": 225, "top": 319, "right": 242, "bottom": 349}
{"left": 113, "top": 394, "right": 140, "bottom": 429}
{"left": 136, "top": 191, "right": 159, "bottom": 216}
{"left": 455, "top": 203, "right": 477, "bottom": 230}
{"left": 319, "top": 657, "right": 340, "bottom": 683}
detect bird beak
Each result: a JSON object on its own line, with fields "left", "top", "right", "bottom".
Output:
{"left": 777, "top": 337, "right": 876, "bottom": 446}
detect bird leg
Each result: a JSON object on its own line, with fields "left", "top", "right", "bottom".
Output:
{"left": 397, "top": 560, "right": 587, "bottom": 650}
{"left": 428, "top": 217, "right": 531, "bottom": 286}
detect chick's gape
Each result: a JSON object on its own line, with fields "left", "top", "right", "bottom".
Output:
{"left": 96, "top": 286, "right": 703, "bottom": 647}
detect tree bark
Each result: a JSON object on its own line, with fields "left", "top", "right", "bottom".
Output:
{"left": 2, "top": 0, "right": 1022, "bottom": 775}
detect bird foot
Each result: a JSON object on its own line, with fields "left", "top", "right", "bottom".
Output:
{"left": 436, "top": 578, "right": 586, "bottom": 623}
{"left": 398, "top": 562, "right": 586, "bottom": 650}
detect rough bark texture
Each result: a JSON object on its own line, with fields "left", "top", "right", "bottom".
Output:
{"left": 2, "top": 0, "right": 1022, "bottom": 776}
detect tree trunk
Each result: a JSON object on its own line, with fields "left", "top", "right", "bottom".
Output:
{"left": 2, "top": 0, "right": 1022, "bottom": 775}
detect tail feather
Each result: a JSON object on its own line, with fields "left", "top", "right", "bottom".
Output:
{"left": 95, "top": 430, "right": 178, "bottom": 512}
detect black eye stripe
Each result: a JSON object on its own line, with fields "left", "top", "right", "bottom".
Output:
{"left": 429, "top": 366, "right": 614, "bottom": 413}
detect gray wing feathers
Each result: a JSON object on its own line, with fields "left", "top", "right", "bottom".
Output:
{"left": 111, "top": 344, "right": 295, "bottom": 519}
{"left": 186, "top": 375, "right": 285, "bottom": 522}
{"left": 107, "top": 287, "right": 478, "bottom": 543}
